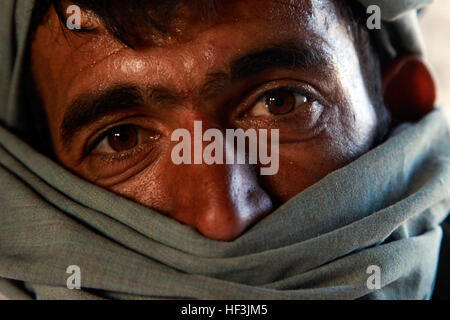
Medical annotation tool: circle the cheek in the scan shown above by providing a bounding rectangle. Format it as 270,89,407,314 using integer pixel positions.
259,93,379,203
110,167,171,213
259,132,357,202
326,36,379,149
97,147,176,214
308,0,379,146
334,55,379,149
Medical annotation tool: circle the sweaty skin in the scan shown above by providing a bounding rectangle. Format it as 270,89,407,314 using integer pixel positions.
31,0,379,241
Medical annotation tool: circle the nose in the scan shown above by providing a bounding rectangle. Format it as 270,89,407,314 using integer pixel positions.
169,161,273,241
165,118,274,241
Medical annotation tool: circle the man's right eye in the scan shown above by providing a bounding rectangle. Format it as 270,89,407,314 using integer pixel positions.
90,125,161,154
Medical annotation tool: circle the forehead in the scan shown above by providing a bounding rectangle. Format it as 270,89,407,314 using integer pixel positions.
31,0,352,113
36,0,346,54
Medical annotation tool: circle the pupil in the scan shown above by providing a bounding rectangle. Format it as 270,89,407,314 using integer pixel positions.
274,97,284,106
108,126,138,152
117,132,129,142
266,89,296,115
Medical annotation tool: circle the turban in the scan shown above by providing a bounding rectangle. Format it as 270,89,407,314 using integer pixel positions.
357,0,434,58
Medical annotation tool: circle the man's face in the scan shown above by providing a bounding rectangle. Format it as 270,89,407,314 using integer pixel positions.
31,0,379,240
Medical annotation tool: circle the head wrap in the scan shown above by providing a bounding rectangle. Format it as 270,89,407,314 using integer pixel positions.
0,0,449,300
357,0,433,58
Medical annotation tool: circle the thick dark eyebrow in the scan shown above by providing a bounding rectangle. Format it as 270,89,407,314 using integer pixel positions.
200,43,331,99
60,43,328,146
61,85,147,142
230,43,330,81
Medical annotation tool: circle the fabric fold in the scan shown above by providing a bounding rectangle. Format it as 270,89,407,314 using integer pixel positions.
1,108,449,299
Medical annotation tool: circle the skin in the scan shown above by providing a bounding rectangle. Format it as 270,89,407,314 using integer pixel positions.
31,0,381,241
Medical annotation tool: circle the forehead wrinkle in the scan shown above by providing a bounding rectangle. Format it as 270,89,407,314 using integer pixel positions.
44,5,117,56
64,45,128,94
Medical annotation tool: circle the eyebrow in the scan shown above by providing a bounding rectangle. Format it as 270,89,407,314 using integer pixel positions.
61,85,146,142
230,43,329,81
60,42,329,145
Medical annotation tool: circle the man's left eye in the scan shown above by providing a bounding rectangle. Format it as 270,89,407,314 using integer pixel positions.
91,125,160,154
249,88,308,117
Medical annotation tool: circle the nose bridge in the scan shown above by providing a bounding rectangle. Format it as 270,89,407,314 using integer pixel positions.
167,120,273,241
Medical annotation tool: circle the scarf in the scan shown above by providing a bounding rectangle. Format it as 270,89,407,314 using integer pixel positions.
0,0,449,300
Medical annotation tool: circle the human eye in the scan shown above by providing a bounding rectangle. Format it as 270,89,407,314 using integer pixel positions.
88,124,160,155
233,82,328,142
69,123,163,186
248,87,309,117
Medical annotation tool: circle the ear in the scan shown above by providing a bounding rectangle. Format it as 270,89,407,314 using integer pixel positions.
382,54,436,121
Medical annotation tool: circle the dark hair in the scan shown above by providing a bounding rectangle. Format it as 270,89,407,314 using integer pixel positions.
29,0,391,147
30,0,224,47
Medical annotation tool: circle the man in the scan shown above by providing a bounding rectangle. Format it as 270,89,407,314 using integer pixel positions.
0,0,448,299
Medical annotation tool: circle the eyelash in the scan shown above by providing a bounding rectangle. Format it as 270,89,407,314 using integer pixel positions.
260,87,310,106
85,129,158,171
94,143,148,164
237,84,316,119
85,129,111,156
85,125,136,157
